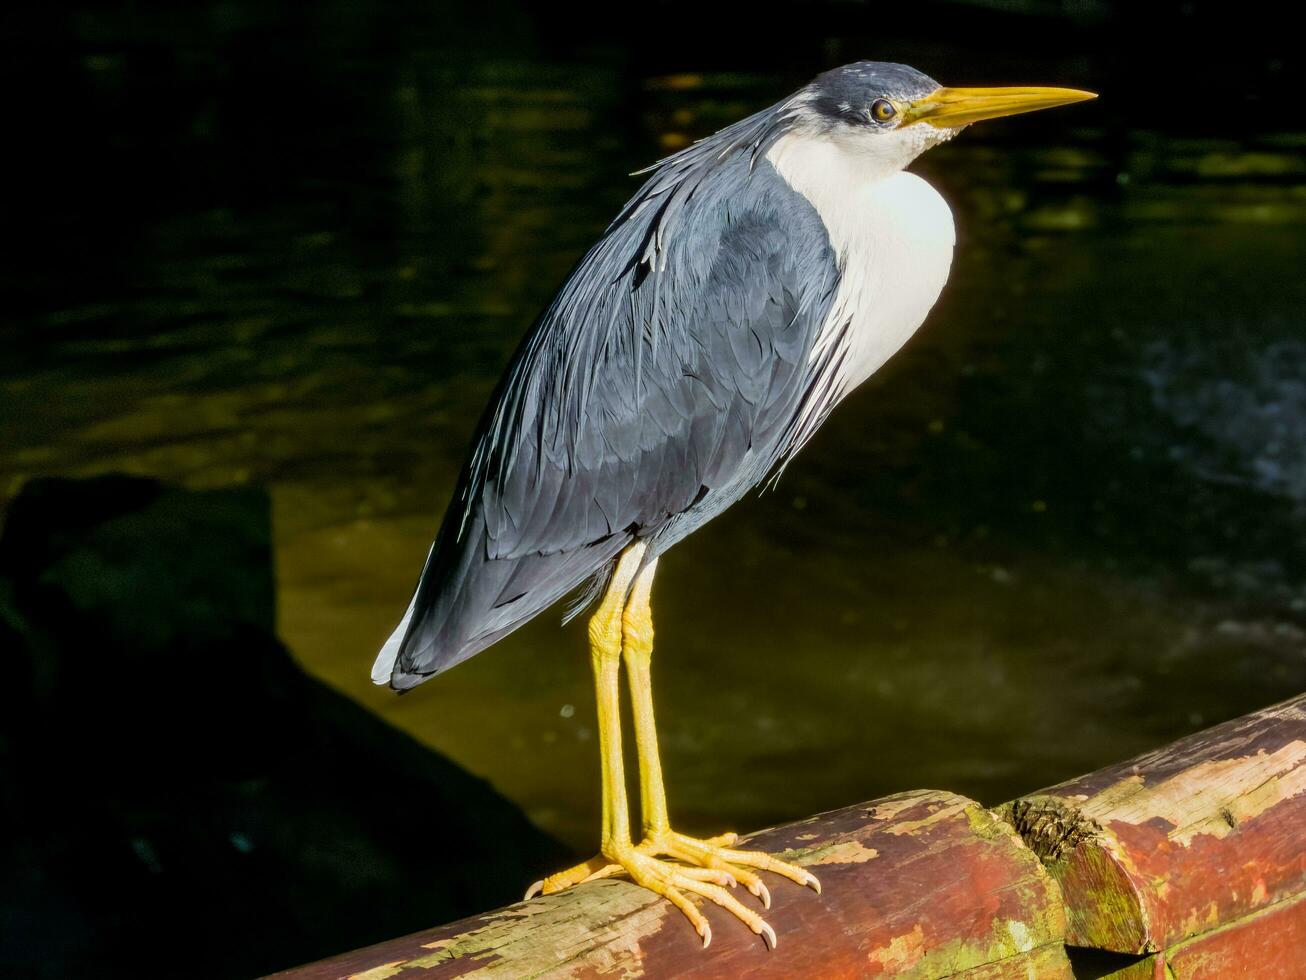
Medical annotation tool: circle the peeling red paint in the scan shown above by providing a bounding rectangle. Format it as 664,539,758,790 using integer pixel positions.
1012,692,1306,956
1104,892,1306,978
1164,892,1306,979
268,791,1069,979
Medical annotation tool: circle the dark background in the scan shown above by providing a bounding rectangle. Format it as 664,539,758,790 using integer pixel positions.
2,1,1304,976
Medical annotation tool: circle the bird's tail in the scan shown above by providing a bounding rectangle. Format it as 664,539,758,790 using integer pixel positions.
370,543,430,685
371,514,627,691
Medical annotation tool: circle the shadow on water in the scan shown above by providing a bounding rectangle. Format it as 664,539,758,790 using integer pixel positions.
2,0,1305,851
0,476,565,977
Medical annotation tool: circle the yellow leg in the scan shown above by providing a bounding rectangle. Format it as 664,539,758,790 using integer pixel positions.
623,559,669,836
623,559,820,923
524,546,642,899
525,543,816,949
593,547,637,852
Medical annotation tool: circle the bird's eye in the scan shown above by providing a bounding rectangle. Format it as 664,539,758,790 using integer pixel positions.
870,99,897,123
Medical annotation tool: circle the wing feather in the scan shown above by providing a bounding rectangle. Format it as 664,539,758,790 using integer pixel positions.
381,102,848,684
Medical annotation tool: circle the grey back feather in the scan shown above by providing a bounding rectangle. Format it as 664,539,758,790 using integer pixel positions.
388,97,847,687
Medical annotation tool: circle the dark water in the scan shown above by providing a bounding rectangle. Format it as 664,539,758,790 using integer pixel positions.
4,3,1305,849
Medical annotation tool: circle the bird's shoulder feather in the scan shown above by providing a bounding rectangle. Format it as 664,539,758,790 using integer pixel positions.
467,127,843,565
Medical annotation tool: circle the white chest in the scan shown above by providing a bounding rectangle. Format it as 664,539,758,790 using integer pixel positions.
766,135,956,399
816,170,955,391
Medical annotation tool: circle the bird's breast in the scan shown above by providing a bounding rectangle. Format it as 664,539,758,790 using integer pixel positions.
815,170,956,395
766,134,956,404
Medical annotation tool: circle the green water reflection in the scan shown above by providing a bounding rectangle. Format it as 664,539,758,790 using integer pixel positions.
4,51,1305,850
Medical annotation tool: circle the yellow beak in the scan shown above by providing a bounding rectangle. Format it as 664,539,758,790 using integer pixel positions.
903,85,1097,128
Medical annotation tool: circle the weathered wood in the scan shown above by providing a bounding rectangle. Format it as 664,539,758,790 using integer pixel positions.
1002,692,1306,955
268,790,1070,979
1096,892,1306,979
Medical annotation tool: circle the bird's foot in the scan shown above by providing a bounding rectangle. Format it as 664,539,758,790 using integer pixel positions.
644,830,822,910
524,831,819,948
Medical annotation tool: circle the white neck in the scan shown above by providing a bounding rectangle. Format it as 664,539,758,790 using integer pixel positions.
765,128,957,400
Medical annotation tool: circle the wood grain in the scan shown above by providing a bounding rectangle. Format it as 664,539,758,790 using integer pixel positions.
1096,891,1306,979
1003,692,1306,955
268,791,1070,979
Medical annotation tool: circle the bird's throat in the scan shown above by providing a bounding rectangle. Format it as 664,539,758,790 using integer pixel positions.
765,132,957,409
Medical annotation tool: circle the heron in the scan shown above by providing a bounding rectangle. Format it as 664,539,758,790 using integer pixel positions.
372,61,1094,949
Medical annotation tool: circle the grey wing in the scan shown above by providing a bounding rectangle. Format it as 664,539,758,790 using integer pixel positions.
381,155,842,687
481,162,842,562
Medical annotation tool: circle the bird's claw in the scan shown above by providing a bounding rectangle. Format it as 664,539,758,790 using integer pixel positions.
523,829,817,950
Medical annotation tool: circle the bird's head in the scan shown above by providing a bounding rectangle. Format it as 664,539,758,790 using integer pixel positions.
786,61,1096,177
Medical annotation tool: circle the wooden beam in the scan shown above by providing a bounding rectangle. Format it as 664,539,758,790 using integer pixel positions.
271,694,1306,977
1002,692,1306,955
269,790,1069,979
1095,892,1306,979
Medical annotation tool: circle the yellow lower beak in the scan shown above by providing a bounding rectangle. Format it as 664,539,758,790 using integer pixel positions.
904,86,1097,128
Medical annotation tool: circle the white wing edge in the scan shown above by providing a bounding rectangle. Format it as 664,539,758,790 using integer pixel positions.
370,545,433,685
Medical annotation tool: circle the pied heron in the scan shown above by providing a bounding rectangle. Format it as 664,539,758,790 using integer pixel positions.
372,61,1094,948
